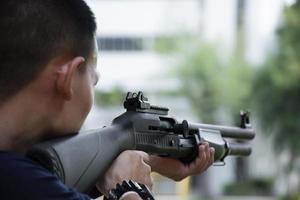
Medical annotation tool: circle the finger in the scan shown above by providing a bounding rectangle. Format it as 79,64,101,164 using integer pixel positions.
134,174,152,190
205,142,210,158
202,142,209,151
138,163,152,190
148,175,154,190
151,175,154,188
200,143,208,165
201,142,210,161
184,145,208,175
143,166,153,190
181,143,207,172
209,147,215,164
192,143,213,174
205,143,211,164
205,143,212,163
143,176,153,190
204,147,215,170
194,144,210,173
190,145,205,168
135,150,149,158
135,151,150,164
189,157,205,175
198,144,205,162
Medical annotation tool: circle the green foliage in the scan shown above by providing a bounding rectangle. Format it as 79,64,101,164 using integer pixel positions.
177,43,222,123
278,2,300,65
154,0,300,164
223,178,274,196
220,56,253,114
253,0,300,154
279,192,300,200
168,0,300,157
175,42,253,124
153,36,179,54
94,87,125,107
151,0,300,196
153,33,198,55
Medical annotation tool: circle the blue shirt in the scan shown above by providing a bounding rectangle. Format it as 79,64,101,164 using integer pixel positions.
0,151,91,200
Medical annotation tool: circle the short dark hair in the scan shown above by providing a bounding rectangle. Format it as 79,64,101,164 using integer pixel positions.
0,0,96,102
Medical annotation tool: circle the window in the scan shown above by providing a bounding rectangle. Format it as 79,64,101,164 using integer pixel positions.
97,37,146,51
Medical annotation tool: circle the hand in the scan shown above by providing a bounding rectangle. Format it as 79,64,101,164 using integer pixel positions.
120,192,143,200
96,150,153,196
149,142,214,181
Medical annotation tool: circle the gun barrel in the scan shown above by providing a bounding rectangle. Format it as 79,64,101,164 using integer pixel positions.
227,142,252,156
189,123,255,140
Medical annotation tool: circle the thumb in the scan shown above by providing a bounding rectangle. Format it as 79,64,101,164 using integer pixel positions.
135,151,150,165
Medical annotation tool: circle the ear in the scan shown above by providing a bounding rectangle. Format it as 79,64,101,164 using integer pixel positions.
55,57,85,100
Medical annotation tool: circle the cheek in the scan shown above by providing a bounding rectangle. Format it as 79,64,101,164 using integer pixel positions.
70,69,96,130
71,77,93,125
80,83,94,118
67,86,94,132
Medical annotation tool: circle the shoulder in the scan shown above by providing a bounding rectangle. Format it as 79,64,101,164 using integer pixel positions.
0,151,54,185
0,151,90,200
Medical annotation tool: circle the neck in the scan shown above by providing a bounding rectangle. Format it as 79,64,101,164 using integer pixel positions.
0,93,53,153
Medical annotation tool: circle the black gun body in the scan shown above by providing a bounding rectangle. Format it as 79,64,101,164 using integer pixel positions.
115,111,253,162
113,111,196,159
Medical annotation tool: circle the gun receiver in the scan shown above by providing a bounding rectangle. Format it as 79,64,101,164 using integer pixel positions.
119,91,254,163
26,91,255,193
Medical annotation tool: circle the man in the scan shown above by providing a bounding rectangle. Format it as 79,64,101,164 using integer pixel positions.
0,0,215,199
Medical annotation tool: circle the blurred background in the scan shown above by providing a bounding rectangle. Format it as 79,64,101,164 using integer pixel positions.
83,0,300,199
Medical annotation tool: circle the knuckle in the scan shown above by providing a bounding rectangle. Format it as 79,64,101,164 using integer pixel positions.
145,164,151,173
173,176,182,182
174,171,185,181
205,161,212,170
148,178,153,189
202,152,207,161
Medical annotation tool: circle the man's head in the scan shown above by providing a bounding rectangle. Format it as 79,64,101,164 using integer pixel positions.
0,0,97,102
0,0,99,140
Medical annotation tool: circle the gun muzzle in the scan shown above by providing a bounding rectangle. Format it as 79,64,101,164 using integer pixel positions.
227,142,252,156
